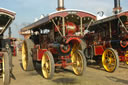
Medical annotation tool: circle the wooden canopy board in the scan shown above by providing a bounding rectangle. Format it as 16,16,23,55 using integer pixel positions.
88,11,128,32
20,10,96,33
0,8,16,35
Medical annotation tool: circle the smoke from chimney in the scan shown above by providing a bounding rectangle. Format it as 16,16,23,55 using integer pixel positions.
56,0,65,11
113,0,122,14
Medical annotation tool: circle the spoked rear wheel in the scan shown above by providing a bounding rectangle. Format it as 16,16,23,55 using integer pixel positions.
71,47,86,76
2,52,10,85
102,48,119,72
41,51,55,79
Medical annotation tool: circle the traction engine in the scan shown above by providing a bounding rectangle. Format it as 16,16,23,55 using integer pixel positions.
0,8,16,85
83,0,128,72
20,4,96,79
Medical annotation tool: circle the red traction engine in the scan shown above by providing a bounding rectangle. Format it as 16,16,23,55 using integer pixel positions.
0,8,16,85
83,11,128,72
20,10,96,79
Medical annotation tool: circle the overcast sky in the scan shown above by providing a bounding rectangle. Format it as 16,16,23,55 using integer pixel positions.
0,0,128,38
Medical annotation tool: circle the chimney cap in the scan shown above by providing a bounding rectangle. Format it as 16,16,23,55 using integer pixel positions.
113,0,122,14
56,0,65,11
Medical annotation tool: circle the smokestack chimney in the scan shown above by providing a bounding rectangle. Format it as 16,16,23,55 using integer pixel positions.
8,27,11,38
56,0,65,11
113,0,122,14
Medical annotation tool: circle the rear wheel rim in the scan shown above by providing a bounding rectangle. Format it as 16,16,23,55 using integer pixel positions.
41,54,51,79
102,49,117,72
22,42,27,70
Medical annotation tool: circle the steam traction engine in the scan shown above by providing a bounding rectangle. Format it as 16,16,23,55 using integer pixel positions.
83,0,128,72
0,8,16,85
20,9,96,79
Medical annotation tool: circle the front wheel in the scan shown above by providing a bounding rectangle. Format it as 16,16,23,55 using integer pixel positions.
2,52,10,85
102,48,119,72
71,50,86,75
41,51,55,79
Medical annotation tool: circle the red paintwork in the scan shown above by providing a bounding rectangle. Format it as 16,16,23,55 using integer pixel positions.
0,8,16,16
0,53,4,57
61,56,66,67
0,60,2,63
55,63,72,67
118,11,128,17
66,37,81,44
50,11,68,19
54,56,71,68
49,10,96,20
119,56,128,62
37,49,47,61
60,44,71,54
119,56,125,61
94,46,104,56
77,12,96,19
0,53,4,63
13,46,16,56
65,22,77,35
54,22,77,35
9,38,17,56
120,40,128,48
62,56,71,68
49,48,58,54
126,56,128,61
